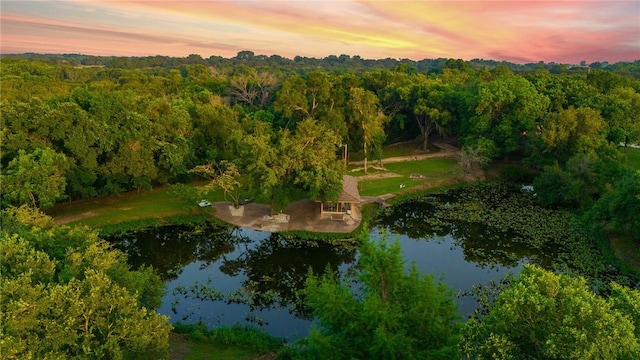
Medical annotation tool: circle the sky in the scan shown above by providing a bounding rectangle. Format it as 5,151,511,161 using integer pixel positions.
1,0,639,64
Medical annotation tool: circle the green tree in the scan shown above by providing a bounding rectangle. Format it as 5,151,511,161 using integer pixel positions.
600,86,640,148
191,98,242,162
190,160,243,208
237,118,344,214
1,207,171,359
400,77,453,151
588,170,640,242
148,98,193,183
347,87,387,172
465,75,550,158
537,106,607,165
272,70,350,139
302,238,461,359
460,265,640,359
2,148,69,209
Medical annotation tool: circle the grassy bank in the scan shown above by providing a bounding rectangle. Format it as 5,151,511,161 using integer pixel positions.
170,324,284,360
47,157,460,233
46,183,226,233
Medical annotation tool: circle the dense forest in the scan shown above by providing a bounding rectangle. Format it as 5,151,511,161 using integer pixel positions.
2,52,640,358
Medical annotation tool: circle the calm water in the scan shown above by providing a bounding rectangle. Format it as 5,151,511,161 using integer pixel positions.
109,202,528,341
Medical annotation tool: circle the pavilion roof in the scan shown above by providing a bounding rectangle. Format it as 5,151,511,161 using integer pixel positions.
340,175,361,203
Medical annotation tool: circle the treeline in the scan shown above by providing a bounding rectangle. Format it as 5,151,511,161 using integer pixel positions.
5,51,640,77
1,54,639,239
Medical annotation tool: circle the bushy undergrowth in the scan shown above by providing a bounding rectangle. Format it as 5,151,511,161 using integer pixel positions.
98,214,218,236
172,323,285,354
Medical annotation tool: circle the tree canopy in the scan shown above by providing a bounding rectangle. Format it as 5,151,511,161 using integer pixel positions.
301,238,461,359
1,207,171,359
461,264,640,359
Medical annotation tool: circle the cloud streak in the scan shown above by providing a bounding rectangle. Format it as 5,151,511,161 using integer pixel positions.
1,0,638,63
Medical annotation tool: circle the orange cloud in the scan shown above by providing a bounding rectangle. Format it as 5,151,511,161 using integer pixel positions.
1,0,638,63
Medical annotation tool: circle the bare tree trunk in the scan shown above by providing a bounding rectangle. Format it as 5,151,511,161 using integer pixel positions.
29,191,37,208
364,151,368,173
362,120,368,173
415,116,428,151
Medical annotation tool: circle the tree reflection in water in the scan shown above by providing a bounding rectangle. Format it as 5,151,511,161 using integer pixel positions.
108,225,357,326
107,183,617,339
108,223,246,281
221,233,357,318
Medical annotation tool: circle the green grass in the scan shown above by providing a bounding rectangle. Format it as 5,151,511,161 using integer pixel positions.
356,158,459,197
177,341,255,360
46,183,226,230
170,324,283,360
623,146,640,170
46,180,317,233
385,157,457,175
46,156,460,231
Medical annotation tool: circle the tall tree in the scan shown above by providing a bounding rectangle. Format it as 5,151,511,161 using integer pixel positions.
228,66,280,108
537,106,607,165
347,87,387,172
190,160,243,208
465,74,550,158
401,77,453,151
273,71,333,129
600,86,640,148
1,207,170,359
237,118,344,214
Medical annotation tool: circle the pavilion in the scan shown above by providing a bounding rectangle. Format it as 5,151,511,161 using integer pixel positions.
318,175,361,218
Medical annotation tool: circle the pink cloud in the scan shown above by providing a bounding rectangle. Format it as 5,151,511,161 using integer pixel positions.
1,0,637,63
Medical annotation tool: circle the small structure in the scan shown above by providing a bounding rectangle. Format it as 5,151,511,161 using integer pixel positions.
318,175,361,217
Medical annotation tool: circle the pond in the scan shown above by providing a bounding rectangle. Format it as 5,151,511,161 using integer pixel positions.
110,223,523,341
108,183,624,341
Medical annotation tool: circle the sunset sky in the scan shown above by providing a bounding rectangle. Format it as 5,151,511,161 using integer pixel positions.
2,1,638,64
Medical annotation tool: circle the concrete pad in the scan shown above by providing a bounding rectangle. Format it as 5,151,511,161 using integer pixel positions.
212,199,361,234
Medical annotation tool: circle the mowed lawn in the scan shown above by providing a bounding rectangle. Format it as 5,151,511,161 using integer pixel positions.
46,183,225,230
355,157,459,197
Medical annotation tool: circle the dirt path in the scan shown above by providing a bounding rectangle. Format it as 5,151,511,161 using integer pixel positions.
354,172,402,181
348,141,459,166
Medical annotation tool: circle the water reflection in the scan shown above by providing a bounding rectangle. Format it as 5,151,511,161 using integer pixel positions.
109,186,560,340
109,226,358,340
221,234,357,317
107,183,635,340
109,224,245,281
378,198,548,268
